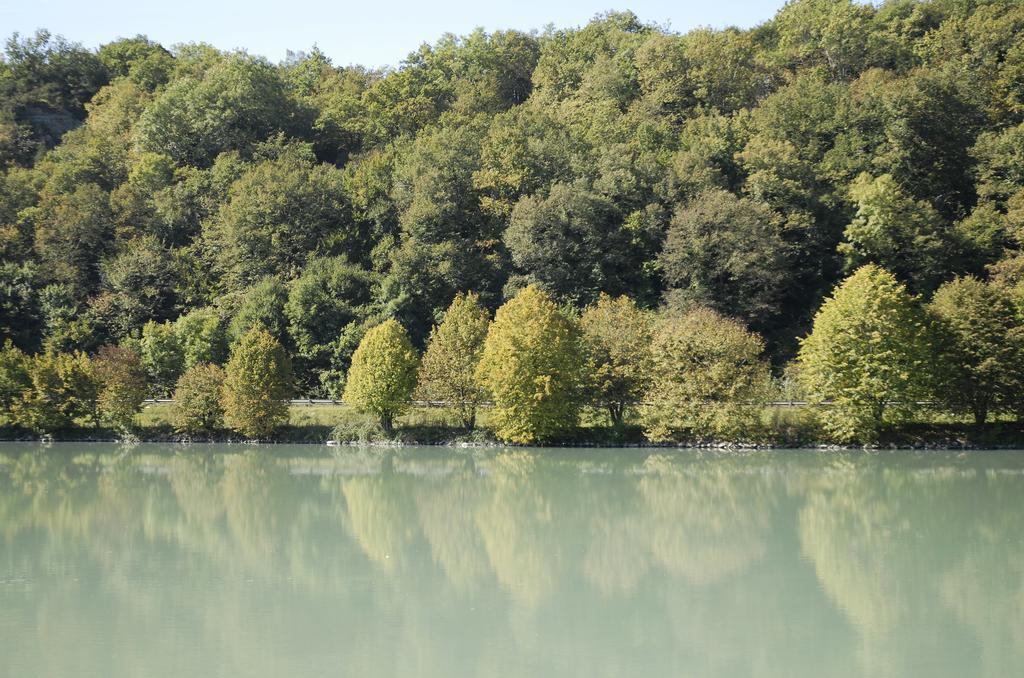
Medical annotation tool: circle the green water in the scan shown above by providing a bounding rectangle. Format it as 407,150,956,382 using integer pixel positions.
1,443,1023,677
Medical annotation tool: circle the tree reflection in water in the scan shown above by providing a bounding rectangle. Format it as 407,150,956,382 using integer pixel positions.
1,444,1023,678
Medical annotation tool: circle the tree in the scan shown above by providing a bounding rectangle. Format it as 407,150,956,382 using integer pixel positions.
139,320,183,396
928,277,1024,427
343,319,419,433
96,235,178,338
31,183,113,296
93,344,147,430
660,189,789,329
579,294,652,425
133,52,307,167
285,256,374,389
227,276,289,345
172,363,226,434
416,292,490,429
799,265,936,442
13,351,98,432
0,341,30,417
641,306,770,442
504,183,636,308
839,173,951,294
206,142,354,290
222,328,293,438
476,285,583,443
174,307,227,369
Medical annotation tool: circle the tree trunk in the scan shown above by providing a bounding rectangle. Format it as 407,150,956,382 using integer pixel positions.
608,403,624,427
973,405,987,430
381,412,393,435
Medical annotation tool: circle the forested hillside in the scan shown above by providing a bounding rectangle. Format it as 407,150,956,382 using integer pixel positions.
3,0,1024,397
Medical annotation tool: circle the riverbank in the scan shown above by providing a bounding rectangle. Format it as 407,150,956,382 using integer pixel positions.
3,402,1024,449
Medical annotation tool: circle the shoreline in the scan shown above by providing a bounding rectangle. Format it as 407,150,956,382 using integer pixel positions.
3,432,1024,452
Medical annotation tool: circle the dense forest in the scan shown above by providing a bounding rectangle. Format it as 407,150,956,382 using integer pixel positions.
2,0,1024,401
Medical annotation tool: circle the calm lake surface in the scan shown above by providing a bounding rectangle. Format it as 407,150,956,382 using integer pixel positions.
2,443,1023,677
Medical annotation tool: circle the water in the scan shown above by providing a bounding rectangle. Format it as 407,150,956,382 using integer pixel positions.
1,443,1023,678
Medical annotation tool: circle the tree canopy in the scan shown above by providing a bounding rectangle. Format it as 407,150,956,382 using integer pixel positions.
3,2,1024,398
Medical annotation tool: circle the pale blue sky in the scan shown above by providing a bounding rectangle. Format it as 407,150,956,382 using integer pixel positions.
1,0,789,68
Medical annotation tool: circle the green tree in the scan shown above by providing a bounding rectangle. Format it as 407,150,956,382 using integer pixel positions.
206,142,354,290
95,235,178,338
660,189,789,329
799,265,936,442
172,363,226,434
0,341,30,418
139,320,183,396
174,307,227,369
13,351,98,432
31,183,114,296
285,256,374,389
928,277,1024,427
579,294,652,425
504,182,637,308
839,173,951,293
93,344,147,430
222,328,293,438
343,319,419,433
641,306,770,442
476,285,583,443
133,52,307,167
227,276,289,345
416,292,490,429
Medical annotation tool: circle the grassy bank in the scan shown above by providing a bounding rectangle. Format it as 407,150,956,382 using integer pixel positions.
3,402,1024,449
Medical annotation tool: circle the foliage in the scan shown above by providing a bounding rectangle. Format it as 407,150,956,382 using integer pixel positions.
839,173,951,294
174,306,227,370
343,319,419,433
93,344,147,430
285,256,374,389
799,265,936,442
0,341,30,415
660,189,788,329
928,277,1024,425
227,276,289,345
476,285,583,443
12,350,98,432
171,363,226,434
641,306,771,442
579,294,652,425
3,6,1024,437
416,292,490,429
222,328,293,438
140,320,183,396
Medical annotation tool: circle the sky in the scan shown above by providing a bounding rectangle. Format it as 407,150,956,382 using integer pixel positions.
1,0,790,69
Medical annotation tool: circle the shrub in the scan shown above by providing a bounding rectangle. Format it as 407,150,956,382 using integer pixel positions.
343,319,419,433
172,363,226,434
94,344,148,430
416,292,490,429
640,306,771,442
476,285,583,443
222,328,293,438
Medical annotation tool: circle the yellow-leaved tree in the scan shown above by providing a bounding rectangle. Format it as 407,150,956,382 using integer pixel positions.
799,265,936,442
343,319,419,433
416,293,490,430
476,285,583,443
222,328,293,439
